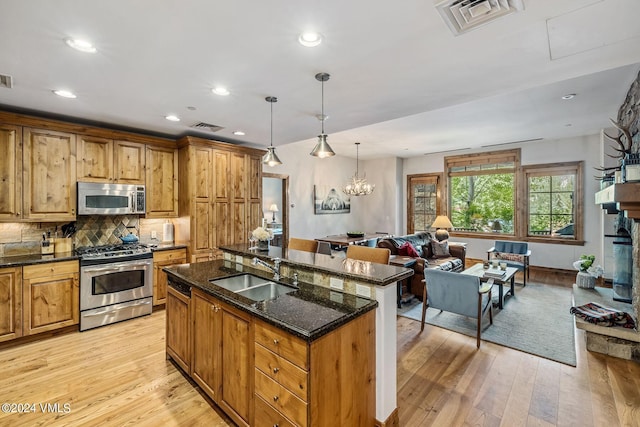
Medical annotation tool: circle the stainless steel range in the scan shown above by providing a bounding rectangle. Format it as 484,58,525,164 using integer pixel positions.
77,243,153,331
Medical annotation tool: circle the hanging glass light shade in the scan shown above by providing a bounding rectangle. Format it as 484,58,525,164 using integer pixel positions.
343,142,374,196
310,72,336,158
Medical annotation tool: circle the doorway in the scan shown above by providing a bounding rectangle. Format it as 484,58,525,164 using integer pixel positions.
262,173,289,247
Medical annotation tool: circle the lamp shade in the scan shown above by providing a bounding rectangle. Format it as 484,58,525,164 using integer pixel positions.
431,215,453,229
431,215,453,241
310,134,335,158
269,204,279,212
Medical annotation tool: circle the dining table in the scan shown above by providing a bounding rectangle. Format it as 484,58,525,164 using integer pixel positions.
315,232,391,248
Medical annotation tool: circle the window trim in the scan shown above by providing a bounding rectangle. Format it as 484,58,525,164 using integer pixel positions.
521,161,584,244
407,173,443,234
445,148,520,238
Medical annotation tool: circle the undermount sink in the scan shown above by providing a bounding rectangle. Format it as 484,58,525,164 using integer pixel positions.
235,282,296,301
210,274,296,301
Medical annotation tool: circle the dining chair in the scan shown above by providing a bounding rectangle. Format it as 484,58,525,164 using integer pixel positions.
346,245,391,265
288,237,319,253
316,241,332,255
421,268,493,348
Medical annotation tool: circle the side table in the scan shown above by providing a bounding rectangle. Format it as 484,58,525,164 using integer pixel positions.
390,255,417,308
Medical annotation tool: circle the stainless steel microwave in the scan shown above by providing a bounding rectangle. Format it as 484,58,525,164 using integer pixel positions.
77,182,145,215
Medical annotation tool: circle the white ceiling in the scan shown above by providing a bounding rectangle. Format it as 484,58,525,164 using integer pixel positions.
0,0,639,159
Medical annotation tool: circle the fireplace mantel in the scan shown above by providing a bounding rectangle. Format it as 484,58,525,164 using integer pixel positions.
595,183,640,219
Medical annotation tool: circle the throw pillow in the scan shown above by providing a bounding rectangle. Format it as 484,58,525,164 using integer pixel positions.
398,241,419,257
431,240,450,258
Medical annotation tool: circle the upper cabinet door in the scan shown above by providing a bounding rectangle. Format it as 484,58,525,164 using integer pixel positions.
145,145,178,217
114,140,145,184
23,128,76,221
77,135,114,182
0,124,22,220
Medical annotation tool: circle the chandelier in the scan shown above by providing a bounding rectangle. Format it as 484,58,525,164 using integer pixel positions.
343,142,374,196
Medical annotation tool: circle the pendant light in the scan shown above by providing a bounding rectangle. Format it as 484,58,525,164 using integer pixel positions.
343,142,374,196
310,72,336,158
262,96,282,167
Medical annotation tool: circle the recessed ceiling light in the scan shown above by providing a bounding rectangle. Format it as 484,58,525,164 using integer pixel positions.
298,32,323,47
212,87,230,96
53,89,77,99
561,93,576,100
64,37,97,53
165,115,180,122
233,131,245,136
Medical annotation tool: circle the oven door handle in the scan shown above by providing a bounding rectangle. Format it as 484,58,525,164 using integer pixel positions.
83,300,152,317
82,263,149,274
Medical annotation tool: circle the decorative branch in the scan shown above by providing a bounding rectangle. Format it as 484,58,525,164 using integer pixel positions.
603,110,636,157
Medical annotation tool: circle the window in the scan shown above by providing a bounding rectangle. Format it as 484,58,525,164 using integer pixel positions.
407,174,441,233
446,150,519,235
524,162,583,242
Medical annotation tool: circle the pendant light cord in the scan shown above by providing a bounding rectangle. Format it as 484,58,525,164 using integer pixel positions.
321,79,325,134
270,100,273,148
356,142,360,177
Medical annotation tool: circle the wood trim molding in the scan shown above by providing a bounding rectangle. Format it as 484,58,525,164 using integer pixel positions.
177,135,265,156
0,110,176,147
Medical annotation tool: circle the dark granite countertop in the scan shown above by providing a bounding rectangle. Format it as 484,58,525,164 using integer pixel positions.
0,252,79,268
220,243,413,287
148,242,188,252
164,259,378,342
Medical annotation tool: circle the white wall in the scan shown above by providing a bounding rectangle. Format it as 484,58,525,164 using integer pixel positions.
266,142,401,240
262,177,282,223
403,134,605,271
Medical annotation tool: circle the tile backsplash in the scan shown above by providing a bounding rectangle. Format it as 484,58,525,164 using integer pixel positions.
0,216,175,257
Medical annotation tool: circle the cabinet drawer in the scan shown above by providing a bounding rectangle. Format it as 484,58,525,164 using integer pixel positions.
153,249,186,263
254,395,296,427
23,260,78,279
255,320,308,370
255,369,307,427
255,343,308,401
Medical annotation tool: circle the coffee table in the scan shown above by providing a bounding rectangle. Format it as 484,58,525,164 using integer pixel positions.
463,263,518,309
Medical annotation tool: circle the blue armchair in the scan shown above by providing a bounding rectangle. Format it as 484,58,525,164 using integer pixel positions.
487,240,531,286
421,268,493,348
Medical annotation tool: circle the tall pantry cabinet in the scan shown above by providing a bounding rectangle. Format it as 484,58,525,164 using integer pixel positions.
177,136,263,262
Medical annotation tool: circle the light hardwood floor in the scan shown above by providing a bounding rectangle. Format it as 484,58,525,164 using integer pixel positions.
1,287,639,427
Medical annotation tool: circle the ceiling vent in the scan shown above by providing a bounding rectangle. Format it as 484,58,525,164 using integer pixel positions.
435,0,524,36
190,122,224,132
0,74,13,89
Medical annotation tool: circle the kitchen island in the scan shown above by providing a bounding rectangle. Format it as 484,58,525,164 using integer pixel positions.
219,243,414,426
164,258,380,426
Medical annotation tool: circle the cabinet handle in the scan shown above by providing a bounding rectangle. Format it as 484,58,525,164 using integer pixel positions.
273,424,279,427
273,395,279,402
273,367,279,374
273,339,279,345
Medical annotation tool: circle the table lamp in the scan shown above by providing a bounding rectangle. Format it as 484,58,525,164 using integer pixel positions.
431,215,453,241
269,204,279,223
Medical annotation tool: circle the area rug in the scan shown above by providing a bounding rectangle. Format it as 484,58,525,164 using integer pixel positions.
398,282,577,366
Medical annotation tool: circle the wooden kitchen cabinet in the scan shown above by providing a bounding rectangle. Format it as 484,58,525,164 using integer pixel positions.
77,135,114,182
0,267,22,343
178,143,215,262
254,311,375,426
166,286,191,373
0,124,22,221
152,248,187,306
191,288,252,427
114,140,145,184
177,137,263,262
22,260,79,335
145,145,178,217
23,128,77,221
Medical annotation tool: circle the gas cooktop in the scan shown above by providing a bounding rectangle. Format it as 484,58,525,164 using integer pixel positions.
76,243,152,261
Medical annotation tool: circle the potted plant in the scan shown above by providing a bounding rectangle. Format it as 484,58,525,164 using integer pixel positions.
572,255,604,289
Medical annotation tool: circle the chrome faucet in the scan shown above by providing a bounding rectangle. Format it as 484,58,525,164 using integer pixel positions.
251,257,281,281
